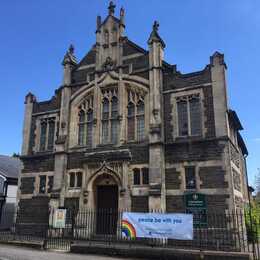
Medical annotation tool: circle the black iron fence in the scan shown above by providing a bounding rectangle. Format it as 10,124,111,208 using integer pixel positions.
0,208,259,259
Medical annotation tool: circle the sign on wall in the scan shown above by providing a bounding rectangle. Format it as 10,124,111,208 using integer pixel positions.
53,209,67,228
122,212,193,240
185,193,207,226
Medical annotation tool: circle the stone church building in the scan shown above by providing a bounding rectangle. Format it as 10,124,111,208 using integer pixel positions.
18,2,249,219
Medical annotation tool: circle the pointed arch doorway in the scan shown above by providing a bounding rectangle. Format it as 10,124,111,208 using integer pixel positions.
94,173,119,235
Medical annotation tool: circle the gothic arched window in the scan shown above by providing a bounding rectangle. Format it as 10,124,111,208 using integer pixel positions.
47,120,55,150
111,96,118,144
127,102,135,141
40,121,47,151
136,100,145,141
78,110,85,146
102,98,109,143
86,109,93,146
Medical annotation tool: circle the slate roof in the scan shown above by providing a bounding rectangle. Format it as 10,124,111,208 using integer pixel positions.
0,155,21,179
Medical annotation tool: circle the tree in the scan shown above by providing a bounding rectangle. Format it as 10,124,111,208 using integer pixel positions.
255,168,260,193
12,152,20,158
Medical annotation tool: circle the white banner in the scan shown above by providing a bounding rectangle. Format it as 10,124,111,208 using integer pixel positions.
122,212,193,240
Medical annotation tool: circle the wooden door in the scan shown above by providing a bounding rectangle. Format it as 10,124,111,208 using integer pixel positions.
96,185,118,235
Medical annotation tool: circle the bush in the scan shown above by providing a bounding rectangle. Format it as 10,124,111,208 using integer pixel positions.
245,204,260,242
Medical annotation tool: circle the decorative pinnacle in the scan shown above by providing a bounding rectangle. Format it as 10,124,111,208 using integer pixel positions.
69,44,74,54
62,44,77,66
120,7,125,17
153,21,159,32
108,1,116,15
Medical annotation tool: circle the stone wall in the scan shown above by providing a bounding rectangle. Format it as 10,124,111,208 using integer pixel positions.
165,139,224,163
206,194,229,213
17,197,49,236
165,168,181,189
166,196,185,212
20,177,35,194
21,154,54,173
131,196,149,212
164,93,174,143
203,86,216,138
199,166,228,189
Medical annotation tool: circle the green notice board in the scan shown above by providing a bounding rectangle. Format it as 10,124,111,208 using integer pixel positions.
185,193,207,227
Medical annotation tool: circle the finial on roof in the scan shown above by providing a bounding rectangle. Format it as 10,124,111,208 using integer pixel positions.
120,7,125,17
148,20,165,48
120,7,125,25
62,44,77,66
153,21,159,32
108,1,116,15
69,44,74,54
97,15,101,31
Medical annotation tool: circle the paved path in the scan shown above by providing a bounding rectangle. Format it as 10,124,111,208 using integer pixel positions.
0,244,139,260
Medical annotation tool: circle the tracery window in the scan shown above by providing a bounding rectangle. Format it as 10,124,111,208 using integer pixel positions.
102,98,109,143
111,97,119,144
101,89,119,144
39,118,56,151
40,121,47,151
127,90,145,142
136,101,145,141
78,111,85,145
127,102,135,141
176,94,202,137
77,95,94,147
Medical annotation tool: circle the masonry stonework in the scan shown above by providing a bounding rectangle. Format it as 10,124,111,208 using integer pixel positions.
18,2,249,222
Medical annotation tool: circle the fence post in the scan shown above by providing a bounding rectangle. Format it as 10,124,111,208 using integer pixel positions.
71,208,75,240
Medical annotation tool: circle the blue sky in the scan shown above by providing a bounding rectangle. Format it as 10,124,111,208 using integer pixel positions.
0,0,259,186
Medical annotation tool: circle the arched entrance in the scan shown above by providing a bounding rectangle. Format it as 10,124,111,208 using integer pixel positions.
93,173,119,235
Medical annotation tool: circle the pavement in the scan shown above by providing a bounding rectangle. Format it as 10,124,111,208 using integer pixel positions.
0,244,140,260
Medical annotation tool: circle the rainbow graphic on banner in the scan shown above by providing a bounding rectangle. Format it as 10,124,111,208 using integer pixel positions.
121,219,136,239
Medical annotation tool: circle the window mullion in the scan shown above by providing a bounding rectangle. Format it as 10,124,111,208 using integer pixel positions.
187,100,191,136
134,105,137,140
45,121,49,150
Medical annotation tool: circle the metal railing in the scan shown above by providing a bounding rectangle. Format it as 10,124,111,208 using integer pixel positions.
0,208,259,259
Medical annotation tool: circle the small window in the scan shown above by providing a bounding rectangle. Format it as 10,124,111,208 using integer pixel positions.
47,176,54,193
142,168,149,185
76,172,82,188
39,175,47,194
133,168,140,185
133,168,149,185
69,172,82,189
69,172,75,188
185,167,196,189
